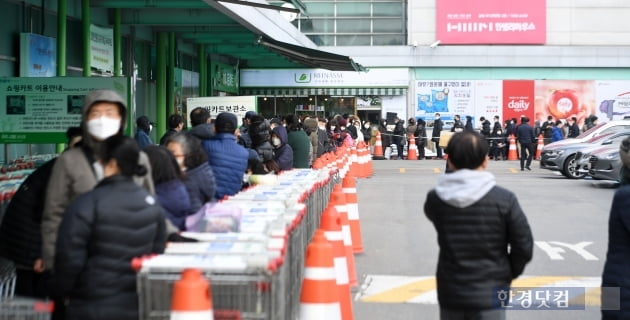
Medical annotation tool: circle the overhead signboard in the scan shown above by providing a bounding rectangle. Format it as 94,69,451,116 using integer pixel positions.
186,96,257,127
436,0,546,44
240,68,409,88
0,77,129,143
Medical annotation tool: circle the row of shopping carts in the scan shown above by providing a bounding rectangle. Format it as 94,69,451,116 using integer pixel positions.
135,168,337,320
0,258,54,320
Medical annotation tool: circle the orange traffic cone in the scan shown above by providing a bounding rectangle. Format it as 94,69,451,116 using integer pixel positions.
170,269,214,320
320,207,354,320
372,131,385,160
299,230,342,320
535,134,544,160
406,134,418,160
342,173,363,254
361,141,374,177
507,134,518,160
350,146,361,179
331,185,358,288
359,141,372,178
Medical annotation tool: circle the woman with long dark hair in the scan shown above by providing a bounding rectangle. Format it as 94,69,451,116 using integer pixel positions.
165,133,216,212
144,145,191,230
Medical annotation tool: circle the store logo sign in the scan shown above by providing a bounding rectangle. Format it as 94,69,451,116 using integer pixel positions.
294,73,311,83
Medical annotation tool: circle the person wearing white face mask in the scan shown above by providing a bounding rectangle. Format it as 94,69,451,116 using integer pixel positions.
40,89,164,319
134,115,154,149
271,125,293,171
316,116,333,157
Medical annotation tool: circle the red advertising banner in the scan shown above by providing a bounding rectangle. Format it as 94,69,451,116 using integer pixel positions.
534,80,596,127
436,0,546,44
503,80,535,123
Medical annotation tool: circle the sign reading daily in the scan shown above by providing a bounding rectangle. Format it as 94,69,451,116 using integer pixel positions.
0,77,128,143
240,68,409,88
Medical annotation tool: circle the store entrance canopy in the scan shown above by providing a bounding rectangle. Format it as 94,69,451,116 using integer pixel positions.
256,36,365,72
92,0,363,71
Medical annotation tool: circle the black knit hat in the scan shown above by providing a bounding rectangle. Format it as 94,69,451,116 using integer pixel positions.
214,112,238,133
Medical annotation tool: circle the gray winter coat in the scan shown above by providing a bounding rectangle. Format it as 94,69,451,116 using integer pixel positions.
41,89,157,270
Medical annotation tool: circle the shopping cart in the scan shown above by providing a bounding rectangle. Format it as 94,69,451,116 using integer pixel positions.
136,254,288,320
0,258,54,320
0,298,54,320
0,257,16,299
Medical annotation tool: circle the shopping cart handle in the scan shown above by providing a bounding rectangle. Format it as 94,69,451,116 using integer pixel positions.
131,254,157,272
34,301,55,312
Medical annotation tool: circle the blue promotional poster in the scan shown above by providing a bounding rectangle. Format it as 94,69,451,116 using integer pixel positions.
20,33,57,77
415,80,476,128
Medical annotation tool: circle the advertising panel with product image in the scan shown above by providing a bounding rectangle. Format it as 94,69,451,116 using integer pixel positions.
414,80,475,129
0,77,129,143
534,80,596,127
594,81,630,121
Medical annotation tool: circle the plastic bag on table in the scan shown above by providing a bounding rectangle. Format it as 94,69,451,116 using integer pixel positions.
185,202,242,233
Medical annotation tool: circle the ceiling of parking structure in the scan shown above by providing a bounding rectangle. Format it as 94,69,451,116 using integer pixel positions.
91,0,362,71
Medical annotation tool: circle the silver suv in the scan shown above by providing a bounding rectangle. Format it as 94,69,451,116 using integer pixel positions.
539,118,630,178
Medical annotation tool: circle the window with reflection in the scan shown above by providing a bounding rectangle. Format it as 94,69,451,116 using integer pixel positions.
296,0,407,46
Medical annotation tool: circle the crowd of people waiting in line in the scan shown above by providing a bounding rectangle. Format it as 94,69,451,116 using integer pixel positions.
377,112,599,163
0,89,381,320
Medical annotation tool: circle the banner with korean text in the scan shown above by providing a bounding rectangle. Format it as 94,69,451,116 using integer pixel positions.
593,81,630,121
414,80,476,128
186,96,257,127
436,0,546,44
90,24,114,72
0,77,129,143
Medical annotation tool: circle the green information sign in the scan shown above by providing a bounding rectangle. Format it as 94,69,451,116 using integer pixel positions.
0,77,129,143
210,61,239,94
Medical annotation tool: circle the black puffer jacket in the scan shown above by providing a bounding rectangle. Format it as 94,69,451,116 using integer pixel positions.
54,175,167,320
602,186,630,319
424,174,533,310
0,159,55,269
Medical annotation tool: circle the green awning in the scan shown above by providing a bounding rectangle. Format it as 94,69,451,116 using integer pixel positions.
256,36,365,72
241,87,407,96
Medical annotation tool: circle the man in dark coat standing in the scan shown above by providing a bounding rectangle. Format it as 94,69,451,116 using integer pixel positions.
159,114,184,146
567,116,581,138
432,113,444,159
393,117,405,160
425,131,533,320
602,137,630,319
516,116,536,171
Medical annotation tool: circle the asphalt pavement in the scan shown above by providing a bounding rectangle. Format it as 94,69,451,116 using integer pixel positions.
352,158,616,320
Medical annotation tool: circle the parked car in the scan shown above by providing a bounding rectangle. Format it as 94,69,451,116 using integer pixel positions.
542,118,630,149
540,131,630,179
575,144,622,182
